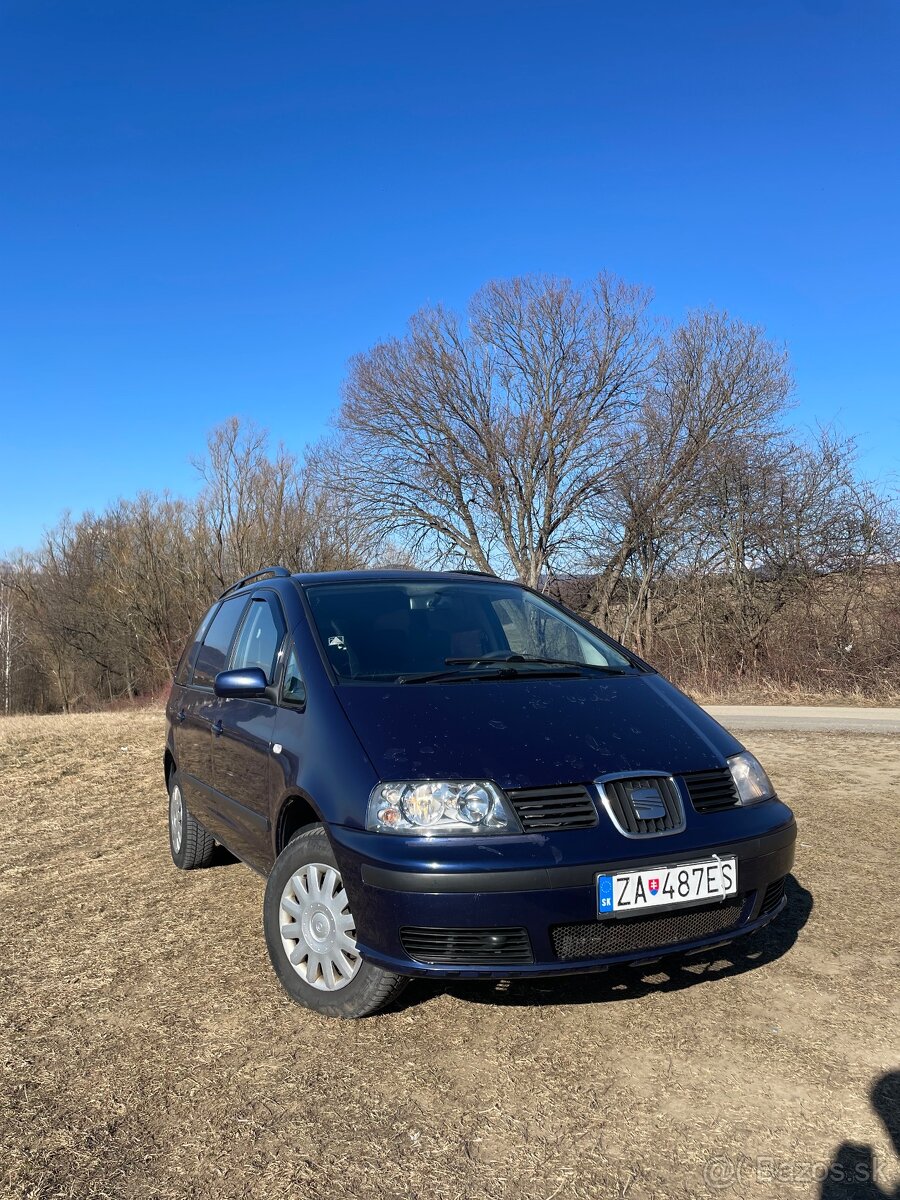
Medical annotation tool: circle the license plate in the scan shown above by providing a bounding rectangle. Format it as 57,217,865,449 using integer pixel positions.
597,857,737,916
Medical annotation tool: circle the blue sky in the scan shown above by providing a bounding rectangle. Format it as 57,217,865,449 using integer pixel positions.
1,0,898,554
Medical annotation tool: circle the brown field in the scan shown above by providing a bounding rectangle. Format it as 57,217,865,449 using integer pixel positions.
690,685,900,708
1,710,898,1200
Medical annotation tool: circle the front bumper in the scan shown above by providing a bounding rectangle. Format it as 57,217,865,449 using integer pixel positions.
330,805,797,979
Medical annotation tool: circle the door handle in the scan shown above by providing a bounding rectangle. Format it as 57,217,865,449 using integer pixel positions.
175,709,186,724
212,719,224,737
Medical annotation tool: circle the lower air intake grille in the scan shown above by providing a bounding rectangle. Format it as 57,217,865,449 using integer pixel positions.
505,784,598,831
682,768,740,812
759,876,786,915
400,927,534,965
551,899,745,961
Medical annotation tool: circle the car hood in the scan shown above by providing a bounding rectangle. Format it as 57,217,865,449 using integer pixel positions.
335,673,743,788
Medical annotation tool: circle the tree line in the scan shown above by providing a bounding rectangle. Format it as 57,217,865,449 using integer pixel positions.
2,272,898,713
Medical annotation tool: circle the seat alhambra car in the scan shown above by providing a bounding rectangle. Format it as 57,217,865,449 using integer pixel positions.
165,567,796,1018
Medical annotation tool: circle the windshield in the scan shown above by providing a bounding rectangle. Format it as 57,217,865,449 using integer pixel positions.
305,579,636,682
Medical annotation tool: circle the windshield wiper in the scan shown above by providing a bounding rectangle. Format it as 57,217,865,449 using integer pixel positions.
397,663,585,685
445,653,629,675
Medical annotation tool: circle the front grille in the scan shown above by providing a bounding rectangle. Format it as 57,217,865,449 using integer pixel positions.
400,927,534,965
759,876,786,915
682,768,740,813
551,898,745,961
600,775,684,835
505,784,598,831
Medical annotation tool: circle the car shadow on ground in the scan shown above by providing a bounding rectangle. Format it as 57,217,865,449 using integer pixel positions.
391,873,813,1013
209,843,241,868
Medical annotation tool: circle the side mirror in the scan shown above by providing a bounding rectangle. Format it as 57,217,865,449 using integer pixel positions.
214,667,268,698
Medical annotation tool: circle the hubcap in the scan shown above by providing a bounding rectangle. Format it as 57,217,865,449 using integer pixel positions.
169,785,184,853
279,862,361,991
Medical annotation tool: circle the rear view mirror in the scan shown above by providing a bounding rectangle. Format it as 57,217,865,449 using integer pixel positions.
214,667,268,698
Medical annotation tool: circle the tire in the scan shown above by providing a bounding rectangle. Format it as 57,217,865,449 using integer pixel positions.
263,824,408,1018
168,770,215,870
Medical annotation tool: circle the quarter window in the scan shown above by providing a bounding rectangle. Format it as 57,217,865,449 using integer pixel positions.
282,646,307,707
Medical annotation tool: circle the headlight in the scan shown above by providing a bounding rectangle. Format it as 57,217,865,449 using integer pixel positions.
367,780,518,835
728,751,775,805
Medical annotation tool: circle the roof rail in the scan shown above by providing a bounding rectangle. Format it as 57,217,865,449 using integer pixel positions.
450,568,496,578
219,566,291,599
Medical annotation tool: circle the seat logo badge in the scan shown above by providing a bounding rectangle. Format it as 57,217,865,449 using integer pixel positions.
629,786,667,821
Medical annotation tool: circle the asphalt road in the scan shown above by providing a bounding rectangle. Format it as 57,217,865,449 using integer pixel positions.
705,704,900,734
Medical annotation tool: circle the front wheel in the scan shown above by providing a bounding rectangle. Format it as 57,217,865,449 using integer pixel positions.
263,824,407,1018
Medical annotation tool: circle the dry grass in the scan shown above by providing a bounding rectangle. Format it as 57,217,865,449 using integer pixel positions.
1,711,898,1200
685,681,900,708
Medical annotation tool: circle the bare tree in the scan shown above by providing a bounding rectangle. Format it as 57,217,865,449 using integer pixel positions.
3,289,898,713
0,571,19,715
336,273,653,586
4,419,373,713
697,428,895,678
194,419,371,586
587,310,793,652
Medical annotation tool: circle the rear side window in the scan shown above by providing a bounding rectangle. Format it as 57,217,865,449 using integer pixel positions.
230,596,286,683
191,596,248,688
175,604,217,685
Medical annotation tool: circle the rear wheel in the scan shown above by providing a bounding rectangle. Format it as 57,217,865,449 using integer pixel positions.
263,824,407,1018
168,771,215,870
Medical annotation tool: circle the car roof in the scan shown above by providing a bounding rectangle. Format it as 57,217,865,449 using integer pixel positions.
289,568,503,587
216,567,516,602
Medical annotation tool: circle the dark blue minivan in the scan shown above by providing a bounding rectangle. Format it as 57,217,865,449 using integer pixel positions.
165,567,796,1017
